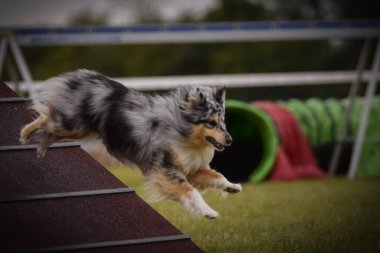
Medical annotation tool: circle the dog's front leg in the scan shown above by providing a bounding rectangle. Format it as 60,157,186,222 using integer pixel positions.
147,169,219,219
188,167,242,194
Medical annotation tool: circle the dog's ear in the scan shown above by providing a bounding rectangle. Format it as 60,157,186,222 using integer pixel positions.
187,86,206,106
178,86,205,111
179,86,205,108
214,86,226,105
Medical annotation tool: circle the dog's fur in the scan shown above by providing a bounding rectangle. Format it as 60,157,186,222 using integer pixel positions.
20,69,242,219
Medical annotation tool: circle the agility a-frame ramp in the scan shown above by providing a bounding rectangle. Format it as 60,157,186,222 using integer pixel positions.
0,81,203,252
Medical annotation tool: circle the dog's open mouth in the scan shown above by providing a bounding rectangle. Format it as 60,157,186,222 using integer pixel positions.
206,136,224,151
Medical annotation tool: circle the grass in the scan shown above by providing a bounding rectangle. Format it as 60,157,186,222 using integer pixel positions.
109,166,380,253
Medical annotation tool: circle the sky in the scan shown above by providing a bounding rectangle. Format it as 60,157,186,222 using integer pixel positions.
0,0,217,27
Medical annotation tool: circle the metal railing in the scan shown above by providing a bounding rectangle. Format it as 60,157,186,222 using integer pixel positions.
1,20,380,179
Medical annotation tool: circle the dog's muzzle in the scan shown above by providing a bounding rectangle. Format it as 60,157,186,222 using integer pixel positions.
224,133,233,146
206,132,232,151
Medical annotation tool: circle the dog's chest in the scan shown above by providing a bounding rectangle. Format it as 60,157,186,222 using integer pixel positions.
175,146,214,175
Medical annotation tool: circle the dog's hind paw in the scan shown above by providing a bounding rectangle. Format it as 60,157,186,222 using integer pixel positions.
20,135,30,145
225,183,242,194
36,145,47,158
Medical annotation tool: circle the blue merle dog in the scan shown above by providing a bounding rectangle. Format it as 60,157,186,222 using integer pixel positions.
20,69,242,219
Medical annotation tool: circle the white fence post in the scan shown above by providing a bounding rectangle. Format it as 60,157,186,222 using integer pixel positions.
7,34,33,89
348,36,380,179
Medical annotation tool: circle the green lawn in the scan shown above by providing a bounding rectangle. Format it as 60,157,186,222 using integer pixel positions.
109,166,380,253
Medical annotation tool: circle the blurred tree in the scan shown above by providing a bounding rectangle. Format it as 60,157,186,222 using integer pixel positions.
68,9,108,26
17,0,379,99
203,0,273,21
131,1,163,23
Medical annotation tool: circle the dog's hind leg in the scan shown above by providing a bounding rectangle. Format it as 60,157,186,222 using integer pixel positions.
36,132,59,158
20,114,49,144
146,169,219,219
188,168,242,194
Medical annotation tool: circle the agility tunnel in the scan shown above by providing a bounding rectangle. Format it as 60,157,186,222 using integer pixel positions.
212,100,278,183
212,97,380,182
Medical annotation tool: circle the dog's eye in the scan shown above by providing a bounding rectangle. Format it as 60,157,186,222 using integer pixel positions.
206,120,217,129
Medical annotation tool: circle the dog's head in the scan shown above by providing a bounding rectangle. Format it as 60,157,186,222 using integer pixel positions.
179,86,232,151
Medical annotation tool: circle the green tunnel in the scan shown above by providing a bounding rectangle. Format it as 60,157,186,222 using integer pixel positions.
215,97,380,182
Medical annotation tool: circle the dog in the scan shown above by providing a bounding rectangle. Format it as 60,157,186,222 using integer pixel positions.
20,69,242,219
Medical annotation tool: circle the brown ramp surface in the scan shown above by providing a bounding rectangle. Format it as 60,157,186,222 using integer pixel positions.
0,81,203,253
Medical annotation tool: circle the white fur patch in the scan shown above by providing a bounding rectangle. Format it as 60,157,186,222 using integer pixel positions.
174,144,215,175
180,189,219,219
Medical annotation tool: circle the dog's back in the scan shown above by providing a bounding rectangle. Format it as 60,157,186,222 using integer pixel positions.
32,69,133,134
23,69,187,171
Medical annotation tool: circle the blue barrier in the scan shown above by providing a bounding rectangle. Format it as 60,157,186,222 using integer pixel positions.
4,20,379,36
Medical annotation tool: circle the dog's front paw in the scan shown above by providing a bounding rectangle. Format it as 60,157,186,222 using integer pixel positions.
203,208,219,219
225,183,242,194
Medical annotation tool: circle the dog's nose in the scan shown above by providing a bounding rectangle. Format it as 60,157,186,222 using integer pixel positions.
225,134,233,146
